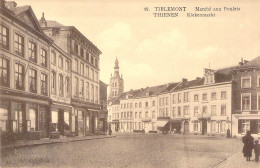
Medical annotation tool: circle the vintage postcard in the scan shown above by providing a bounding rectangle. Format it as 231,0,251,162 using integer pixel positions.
1,0,260,167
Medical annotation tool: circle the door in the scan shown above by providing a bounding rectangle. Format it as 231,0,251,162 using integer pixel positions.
202,120,207,135
184,121,189,135
144,123,149,133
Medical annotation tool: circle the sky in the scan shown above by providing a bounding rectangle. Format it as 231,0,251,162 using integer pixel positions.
14,0,260,91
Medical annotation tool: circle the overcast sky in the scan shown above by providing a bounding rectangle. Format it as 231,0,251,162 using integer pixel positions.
15,0,260,91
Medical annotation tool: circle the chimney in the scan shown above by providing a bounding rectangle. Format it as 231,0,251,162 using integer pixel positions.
5,1,17,10
182,78,188,82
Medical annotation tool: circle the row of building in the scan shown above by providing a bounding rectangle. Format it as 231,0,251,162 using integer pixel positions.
107,57,260,137
0,0,108,141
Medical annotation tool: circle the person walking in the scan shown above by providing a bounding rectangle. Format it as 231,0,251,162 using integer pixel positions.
109,129,112,136
242,131,254,161
254,140,260,162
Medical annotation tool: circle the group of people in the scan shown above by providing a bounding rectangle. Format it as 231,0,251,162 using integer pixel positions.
242,131,260,162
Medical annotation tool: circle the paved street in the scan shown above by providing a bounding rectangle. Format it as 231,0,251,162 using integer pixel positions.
1,134,245,168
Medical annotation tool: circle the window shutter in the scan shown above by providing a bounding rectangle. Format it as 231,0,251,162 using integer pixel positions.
238,119,242,134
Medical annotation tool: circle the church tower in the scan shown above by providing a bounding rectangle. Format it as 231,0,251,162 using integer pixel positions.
109,58,124,100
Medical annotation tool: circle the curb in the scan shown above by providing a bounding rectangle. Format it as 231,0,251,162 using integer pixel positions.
212,151,240,168
1,135,116,150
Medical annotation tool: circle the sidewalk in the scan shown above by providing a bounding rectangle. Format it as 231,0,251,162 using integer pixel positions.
214,151,260,168
1,135,116,150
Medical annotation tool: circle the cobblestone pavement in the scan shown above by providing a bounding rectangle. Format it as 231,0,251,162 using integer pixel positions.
1,134,244,168
214,151,260,168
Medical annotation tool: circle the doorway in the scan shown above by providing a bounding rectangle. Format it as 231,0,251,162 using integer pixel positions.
184,121,189,135
202,119,207,135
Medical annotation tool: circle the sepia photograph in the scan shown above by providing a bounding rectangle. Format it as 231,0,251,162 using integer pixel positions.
0,0,260,167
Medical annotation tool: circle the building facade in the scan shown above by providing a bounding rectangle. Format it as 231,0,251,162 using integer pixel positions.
232,57,260,137
0,0,103,142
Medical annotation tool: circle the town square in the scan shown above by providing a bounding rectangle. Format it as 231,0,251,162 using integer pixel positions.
1,0,260,167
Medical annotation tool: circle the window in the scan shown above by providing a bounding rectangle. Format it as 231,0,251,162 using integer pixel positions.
258,76,260,87
211,92,216,100
202,93,207,101
211,105,216,115
51,51,56,65
80,48,84,57
79,80,84,97
65,77,70,97
145,111,148,118
65,59,70,72
74,43,78,54
51,111,58,132
29,69,37,93
194,94,199,102
86,52,90,61
85,66,89,77
41,73,47,95
152,101,155,106
14,33,24,56
221,91,227,99
95,71,98,82
184,92,188,102
86,82,89,100
74,59,78,73
139,122,142,130
241,76,251,88
58,56,63,69
29,106,37,131
0,57,9,87
178,107,181,117
194,106,198,116
166,97,169,105
0,25,9,49
202,106,207,114
14,103,23,132
211,121,216,133
184,106,189,115
242,119,250,134
59,74,63,97
135,103,137,108
258,94,260,110
95,86,98,103
75,77,79,96
139,112,142,119
152,122,155,130
145,102,148,107
91,56,94,64
130,112,133,119
15,63,24,90
51,71,56,94
80,63,84,75
178,93,181,103
91,84,94,102
28,41,37,62
40,48,47,67
152,111,155,119
139,102,142,108
127,112,129,119
242,94,250,111
172,94,176,103
172,107,176,117
221,104,226,115
90,68,94,80
0,101,9,132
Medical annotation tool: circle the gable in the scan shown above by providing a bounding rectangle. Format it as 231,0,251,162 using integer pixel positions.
17,11,41,32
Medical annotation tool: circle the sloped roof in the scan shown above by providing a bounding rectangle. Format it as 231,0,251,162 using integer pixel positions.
13,5,29,16
109,89,142,105
172,78,204,92
241,56,260,68
45,20,64,27
135,84,169,97
161,82,180,93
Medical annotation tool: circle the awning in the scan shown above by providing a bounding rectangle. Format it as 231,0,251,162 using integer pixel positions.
156,120,168,127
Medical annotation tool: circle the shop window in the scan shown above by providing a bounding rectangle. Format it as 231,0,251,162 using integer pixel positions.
51,111,58,132
0,57,9,87
29,107,37,131
29,69,37,93
28,41,37,63
241,76,251,88
242,119,250,134
193,121,198,132
0,25,9,50
14,103,23,132
40,48,47,67
15,63,24,90
242,93,250,111
14,33,24,57
0,102,8,132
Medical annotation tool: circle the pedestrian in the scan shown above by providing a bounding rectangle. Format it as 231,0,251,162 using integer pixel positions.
242,131,254,161
109,129,112,136
254,140,260,162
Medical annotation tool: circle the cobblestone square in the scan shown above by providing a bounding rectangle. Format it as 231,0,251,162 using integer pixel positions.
1,134,245,168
